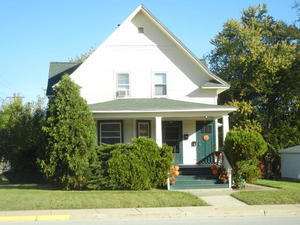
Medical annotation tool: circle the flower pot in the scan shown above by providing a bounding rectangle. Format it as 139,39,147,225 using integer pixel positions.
220,177,228,184
211,169,219,175
173,165,180,171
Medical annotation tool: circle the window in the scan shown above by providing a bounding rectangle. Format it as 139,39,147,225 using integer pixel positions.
116,73,129,97
154,73,167,96
138,27,144,33
99,121,122,144
137,120,151,138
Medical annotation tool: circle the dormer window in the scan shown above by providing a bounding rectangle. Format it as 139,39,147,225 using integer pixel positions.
116,73,130,98
154,73,167,96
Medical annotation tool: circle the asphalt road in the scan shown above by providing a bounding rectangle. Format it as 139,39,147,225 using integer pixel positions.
6,216,300,225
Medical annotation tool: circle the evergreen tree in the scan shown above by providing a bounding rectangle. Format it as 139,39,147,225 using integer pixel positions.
0,97,45,183
40,75,97,190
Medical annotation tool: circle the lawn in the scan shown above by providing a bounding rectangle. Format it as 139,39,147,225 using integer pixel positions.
232,179,300,205
0,181,207,211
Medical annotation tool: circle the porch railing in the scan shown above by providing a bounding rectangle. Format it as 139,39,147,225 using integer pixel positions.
220,151,233,188
167,151,233,190
197,152,215,165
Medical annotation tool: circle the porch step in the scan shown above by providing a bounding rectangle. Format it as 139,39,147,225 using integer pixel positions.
179,165,212,176
170,183,229,190
170,165,229,190
175,175,218,181
173,179,218,185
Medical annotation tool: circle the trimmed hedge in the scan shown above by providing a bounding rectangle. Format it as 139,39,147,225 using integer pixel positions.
87,137,173,190
224,130,267,183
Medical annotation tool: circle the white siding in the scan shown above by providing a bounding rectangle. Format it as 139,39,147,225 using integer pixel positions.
123,119,134,143
70,11,217,105
281,154,300,179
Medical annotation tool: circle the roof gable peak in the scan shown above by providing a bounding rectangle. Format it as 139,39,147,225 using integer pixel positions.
120,5,229,88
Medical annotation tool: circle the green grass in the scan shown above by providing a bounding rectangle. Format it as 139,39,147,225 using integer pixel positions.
232,179,300,205
0,181,207,211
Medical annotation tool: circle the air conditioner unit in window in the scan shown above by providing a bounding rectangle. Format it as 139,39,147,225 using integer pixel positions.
116,90,129,98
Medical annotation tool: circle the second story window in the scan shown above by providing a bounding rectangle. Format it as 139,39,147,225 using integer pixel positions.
116,73,129,98
154,73,167,96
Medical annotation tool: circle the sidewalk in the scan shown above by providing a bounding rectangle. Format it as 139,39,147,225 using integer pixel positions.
180,183,276,207
0,204,300,222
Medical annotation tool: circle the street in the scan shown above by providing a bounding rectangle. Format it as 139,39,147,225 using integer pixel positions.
6,216,300,225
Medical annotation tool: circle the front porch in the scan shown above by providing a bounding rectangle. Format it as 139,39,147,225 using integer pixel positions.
90,98,235,166
95,117,230,166
90,98,235,190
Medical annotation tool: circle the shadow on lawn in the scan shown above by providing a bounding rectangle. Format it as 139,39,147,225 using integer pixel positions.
0,180,58,190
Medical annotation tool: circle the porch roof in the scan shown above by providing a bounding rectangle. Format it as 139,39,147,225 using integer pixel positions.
89,98,236,113
201,80,228,88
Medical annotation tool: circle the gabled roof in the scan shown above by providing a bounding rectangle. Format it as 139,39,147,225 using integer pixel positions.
89,98,236,113
47,5,230,97
201,80,228,88
46,62,81,96
124,5,230,89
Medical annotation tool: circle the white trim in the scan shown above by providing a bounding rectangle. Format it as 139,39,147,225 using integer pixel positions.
201,87,229,90
214,119,219,152
93,112,231,119
153,72,168,97
99,121,122,144
92,108,236,113
115,72,130,98
222,115,229,143
155,116,162,147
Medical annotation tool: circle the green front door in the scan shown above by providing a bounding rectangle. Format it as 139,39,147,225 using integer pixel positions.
162,121,183,165
196,121,215,163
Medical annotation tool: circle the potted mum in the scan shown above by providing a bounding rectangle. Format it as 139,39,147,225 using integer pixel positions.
210,164,219,175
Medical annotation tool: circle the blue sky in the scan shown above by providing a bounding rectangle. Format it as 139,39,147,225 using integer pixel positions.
0,0,298,103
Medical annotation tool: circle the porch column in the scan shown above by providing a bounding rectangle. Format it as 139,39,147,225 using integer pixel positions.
222,115,229,143
214,119,219,151
155,116,162,147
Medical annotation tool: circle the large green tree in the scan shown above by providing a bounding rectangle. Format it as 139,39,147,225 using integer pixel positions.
0,97,45,182
40,75,97,190
209,4,300,152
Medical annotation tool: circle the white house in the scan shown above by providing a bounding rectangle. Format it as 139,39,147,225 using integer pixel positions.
46,5,235,188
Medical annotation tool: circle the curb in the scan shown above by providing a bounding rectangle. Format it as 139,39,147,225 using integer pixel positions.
0,205,300,222
0,214,70,222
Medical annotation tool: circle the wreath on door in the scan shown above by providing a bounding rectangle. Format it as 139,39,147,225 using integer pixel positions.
203,135,210,141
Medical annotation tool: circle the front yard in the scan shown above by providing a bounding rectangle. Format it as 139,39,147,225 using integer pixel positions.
0,181,207,211
232,179,300,205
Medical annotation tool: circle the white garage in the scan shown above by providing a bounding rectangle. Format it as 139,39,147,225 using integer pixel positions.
279,145,300,180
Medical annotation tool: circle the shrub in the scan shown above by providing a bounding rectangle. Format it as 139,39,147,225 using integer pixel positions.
87,137,173,190
156,144,174,187
233,170,246,189
236,159,262,183
131,137,173,187
107,144,151,190
224,130,267,183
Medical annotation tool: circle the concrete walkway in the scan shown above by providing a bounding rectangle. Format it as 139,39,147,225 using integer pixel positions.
181,188,245,207
180,183,277,207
